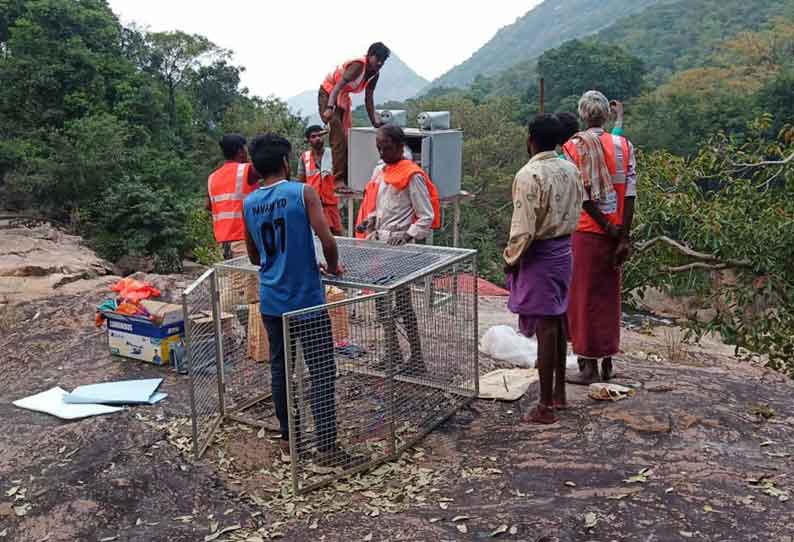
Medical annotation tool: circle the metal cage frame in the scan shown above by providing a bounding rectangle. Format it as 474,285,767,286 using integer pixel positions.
184,238,479,493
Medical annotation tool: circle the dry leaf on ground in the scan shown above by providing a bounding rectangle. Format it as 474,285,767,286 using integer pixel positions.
490,524,508,537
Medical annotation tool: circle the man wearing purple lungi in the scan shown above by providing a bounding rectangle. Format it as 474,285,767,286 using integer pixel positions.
504,113,584,425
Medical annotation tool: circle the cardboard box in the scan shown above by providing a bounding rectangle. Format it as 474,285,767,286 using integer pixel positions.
188,310,235,337
247,303,270,362
104,301,185,366
140,299,184,326
326,286,350,342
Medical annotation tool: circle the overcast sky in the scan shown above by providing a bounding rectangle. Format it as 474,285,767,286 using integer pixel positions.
108,1,540,100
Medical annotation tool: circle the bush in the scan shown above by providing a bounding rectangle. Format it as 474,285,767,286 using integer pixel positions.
185,206,222,266
87,180,189,272
628,116,794,373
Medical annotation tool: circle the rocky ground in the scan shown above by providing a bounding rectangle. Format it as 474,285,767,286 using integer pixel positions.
1,225,792,542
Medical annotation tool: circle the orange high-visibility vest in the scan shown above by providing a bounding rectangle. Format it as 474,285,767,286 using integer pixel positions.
322,56,376,132
355,172,381,239
563,132,631,235
208,161,255,242
301,150,338,206
355,160,441,238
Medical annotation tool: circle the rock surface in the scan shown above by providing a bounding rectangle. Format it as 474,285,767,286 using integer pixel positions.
0,223,115,303
1,288,792,541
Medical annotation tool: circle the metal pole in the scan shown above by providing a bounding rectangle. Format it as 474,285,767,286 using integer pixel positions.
539,78,545,113
210,270,226,417
283,315,300,494
453,198,461,248
385,293,397,457
472,254,480,398
183,291,200,459
347,198,355,237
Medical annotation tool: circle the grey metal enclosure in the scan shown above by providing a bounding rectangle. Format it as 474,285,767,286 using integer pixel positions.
183,238,479,494
347,127,463,198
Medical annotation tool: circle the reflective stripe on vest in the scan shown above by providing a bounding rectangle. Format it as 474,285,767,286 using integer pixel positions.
303,150,319,176
212,211,243,222
610,133,627,184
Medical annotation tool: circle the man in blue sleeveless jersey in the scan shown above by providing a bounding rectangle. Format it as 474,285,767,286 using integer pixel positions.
243,133,351,467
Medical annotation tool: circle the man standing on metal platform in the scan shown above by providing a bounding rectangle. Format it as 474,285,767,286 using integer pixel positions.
319,42,390,190
357,124,441,374
297,125,342,235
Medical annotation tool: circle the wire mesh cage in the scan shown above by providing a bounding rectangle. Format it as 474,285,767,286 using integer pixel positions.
283,239,478,493
189,238,478,493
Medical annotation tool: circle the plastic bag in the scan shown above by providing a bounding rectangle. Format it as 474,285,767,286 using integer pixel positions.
479,325,580,369
479,325,538,367
111,278,161,303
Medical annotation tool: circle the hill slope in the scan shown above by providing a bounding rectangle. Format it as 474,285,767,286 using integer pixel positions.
287,53,428,123
426,0,663,91
467,0,794,100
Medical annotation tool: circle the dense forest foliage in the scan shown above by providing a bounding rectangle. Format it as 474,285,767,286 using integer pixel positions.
0,0,305,270
1,0,792,371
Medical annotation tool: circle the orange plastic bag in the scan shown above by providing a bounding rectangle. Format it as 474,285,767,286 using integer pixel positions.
111,278,161,303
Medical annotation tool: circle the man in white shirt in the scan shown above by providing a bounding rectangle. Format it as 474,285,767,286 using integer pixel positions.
359,125,438,374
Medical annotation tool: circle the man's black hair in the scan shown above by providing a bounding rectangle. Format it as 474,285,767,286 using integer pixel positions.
528,113,562,152
248,133,291,177
556,112,580,145
304,124,324,139
367,42,390,61
219,134,247,160
378,124,405,145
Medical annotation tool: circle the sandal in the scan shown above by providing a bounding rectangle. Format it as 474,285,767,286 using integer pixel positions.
521,404,558,425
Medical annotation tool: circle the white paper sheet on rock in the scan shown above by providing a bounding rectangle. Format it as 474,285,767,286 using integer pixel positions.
64,378,164,405
13,387,125,420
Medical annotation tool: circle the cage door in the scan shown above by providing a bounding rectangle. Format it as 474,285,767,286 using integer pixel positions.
183,268,225,458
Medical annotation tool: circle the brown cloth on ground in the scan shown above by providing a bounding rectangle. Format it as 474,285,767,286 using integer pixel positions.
566,231,621,358
318,87,348,186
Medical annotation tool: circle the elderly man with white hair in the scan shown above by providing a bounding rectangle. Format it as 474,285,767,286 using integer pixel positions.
562,90,637,385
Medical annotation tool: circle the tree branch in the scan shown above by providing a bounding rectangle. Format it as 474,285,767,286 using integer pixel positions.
661,262,730,273
730,150,794,169
634,235,752,269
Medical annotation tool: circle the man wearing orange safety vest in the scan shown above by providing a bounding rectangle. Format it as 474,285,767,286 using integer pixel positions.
319,42,390,190
205,134,261,259
562,91,637,385
297,125,342,235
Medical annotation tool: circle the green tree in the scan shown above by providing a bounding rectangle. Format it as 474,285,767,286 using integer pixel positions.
628,116,794,372
536,39,646,113
757,71,794,135
145,31,227,130
0,0,131,134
